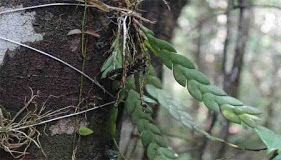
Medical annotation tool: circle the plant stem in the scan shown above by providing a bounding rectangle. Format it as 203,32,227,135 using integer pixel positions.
78,1,88,104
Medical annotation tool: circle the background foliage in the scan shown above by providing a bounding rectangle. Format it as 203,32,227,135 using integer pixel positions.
160,0,281,159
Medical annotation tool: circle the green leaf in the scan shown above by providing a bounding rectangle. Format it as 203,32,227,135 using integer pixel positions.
101,44,122,78
169,107,181,120
145,123,161,135
145,75,162,89
147,34,160,52
170,53,195,69
157,92,171,109
160,49,173,69
145,40,159,56
180,114,193,129
141,26,155,36
178,153,191,160
144,106,154,114
147,143,159,160
131,107,142,124
170,100,185,110
189,69,210,85
125,77,136,91
155,38,177,53
221,109,241,124
143,95,158,105
77,127,93,136
255,126,281,154
173,65,187,86
215,96,243,106
141,130,154,147
108,106,118,138
137,119,149,133
220,104,240,124
187,80,202,101
199,84,227,96
125,90,140,114
202,93,220,112
101,56,113,72
234,105,262,115
157,147,178,159
154,135,168,147
239,114,257,128
148,65,158,77
145,84,159,99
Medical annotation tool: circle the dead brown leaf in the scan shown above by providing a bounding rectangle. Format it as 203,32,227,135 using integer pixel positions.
75,0,110,12
67,29,100,38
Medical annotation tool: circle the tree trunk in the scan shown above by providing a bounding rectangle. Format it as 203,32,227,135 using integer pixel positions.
142,0,188,76
0,1,115,159
0,0,189,160
119,0,189,159
213,0,252,159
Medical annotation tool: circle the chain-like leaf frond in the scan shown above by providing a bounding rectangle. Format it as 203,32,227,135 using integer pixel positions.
141,26,262,128
124,89,179,160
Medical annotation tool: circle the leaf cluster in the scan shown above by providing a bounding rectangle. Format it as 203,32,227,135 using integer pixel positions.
141,26,262,128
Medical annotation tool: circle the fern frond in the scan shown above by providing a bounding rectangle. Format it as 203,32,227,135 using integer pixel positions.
125,89,179,160
141,26,261,128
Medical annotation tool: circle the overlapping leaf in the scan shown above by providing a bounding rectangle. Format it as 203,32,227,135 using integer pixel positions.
101,39,123,78
141,26,262,128
145,84,195,130
125,89,178,160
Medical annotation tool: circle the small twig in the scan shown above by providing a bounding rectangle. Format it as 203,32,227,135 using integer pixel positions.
162,0,171,10
113,138,128,160
78,0,88,103
269,150,279,160
0,36,114,98
192,126,267,152
0,3,155,24
234,4,281,10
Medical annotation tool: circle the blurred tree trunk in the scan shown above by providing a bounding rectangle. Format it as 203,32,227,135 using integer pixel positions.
199,0,234,159
212,0,252,159
195,1,216,159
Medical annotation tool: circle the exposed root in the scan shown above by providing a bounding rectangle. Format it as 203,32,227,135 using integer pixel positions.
0,89,46,158
0,88,115,158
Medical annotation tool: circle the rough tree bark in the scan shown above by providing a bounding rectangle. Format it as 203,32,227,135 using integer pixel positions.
0,0,116,159
0,0,188,160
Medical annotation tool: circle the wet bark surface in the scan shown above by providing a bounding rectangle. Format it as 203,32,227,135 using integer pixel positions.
0,0,116,159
